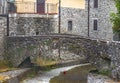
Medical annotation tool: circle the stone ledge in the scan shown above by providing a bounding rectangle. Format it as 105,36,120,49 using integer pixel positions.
9,14,58,18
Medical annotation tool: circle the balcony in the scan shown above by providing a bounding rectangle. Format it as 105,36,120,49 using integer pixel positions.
8,1,58,15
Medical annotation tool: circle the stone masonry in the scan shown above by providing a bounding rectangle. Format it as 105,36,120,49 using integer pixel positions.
9,14,58,36
0,17,6,61
60,0,116,40
60,7,88,37
89,0,116,40
8,0,117,41
5,34,120,79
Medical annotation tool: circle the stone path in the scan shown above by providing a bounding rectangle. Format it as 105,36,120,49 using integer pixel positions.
21,63,90,83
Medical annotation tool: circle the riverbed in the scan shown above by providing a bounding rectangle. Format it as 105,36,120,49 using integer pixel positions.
50,64,95,83
21,63,95,83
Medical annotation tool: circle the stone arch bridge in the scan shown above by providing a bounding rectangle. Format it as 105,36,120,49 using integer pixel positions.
4,34,120,79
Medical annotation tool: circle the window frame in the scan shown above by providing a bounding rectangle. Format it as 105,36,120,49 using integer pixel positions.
93,19,98,31
94,0,98,8
68,20,73,31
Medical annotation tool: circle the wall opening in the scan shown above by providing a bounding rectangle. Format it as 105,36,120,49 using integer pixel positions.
93,19,98,30
94,0,98,8
68,20,72,31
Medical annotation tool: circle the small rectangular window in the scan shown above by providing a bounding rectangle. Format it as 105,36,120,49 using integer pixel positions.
94,20,98,30
36,31,39,35
94,0,98,8
68,21,72,31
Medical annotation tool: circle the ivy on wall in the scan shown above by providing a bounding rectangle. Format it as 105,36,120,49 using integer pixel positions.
110,0,120,34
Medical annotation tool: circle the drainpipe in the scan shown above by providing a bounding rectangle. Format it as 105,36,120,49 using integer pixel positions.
58,0,61,59
88,0,90,37
58,0,61,33
6,14,9,36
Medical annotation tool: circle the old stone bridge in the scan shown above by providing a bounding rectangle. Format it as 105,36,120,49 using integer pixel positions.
4,34,120,79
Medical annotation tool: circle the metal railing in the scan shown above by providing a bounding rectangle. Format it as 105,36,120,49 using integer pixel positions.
8,2,58,14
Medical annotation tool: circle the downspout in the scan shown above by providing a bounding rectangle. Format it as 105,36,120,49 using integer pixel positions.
7,14,9,36
58,0,61,33
88,0,90,37
58,0,61,59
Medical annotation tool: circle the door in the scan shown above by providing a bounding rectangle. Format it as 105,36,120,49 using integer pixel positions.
37,0,45,14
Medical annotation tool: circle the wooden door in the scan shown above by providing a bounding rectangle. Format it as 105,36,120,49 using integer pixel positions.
37,0,45,14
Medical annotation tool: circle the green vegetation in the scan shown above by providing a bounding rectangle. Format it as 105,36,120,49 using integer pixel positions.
96,69,111,77
44,40,52,46
0,60,16,82
27,45,37,50
110,0,120,34
0,60,14,71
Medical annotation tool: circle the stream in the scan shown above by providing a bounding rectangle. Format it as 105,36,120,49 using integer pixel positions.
21,63,95,83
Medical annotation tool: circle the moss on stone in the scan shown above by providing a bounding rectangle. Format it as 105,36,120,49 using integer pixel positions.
27,45,37,50
97,69,111,77
44,40,52,46
0,60,13,69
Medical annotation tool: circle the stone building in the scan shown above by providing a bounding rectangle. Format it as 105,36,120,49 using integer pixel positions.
88,0,116,40
7,0,117,40
0,0,8,14
60,0,116,40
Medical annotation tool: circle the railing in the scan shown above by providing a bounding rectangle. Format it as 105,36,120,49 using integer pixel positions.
8,2,58,14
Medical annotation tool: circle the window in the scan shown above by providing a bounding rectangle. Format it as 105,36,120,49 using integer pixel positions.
94,0,98,8
93,20,98,30
36,31,39,35
68,21,72,31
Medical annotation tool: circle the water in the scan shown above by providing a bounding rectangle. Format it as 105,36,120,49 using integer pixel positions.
21,63,96,83
50,64,96,83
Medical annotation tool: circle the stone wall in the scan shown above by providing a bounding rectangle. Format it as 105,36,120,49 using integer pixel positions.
9,14,58,36
0,26,4,61
89,0,116,40
59,0,116,41
60,7,88,37
0,17,6,61
8,0,117,41
5,34,120,79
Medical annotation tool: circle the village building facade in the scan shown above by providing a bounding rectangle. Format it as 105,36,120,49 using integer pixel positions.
0,0,117,40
